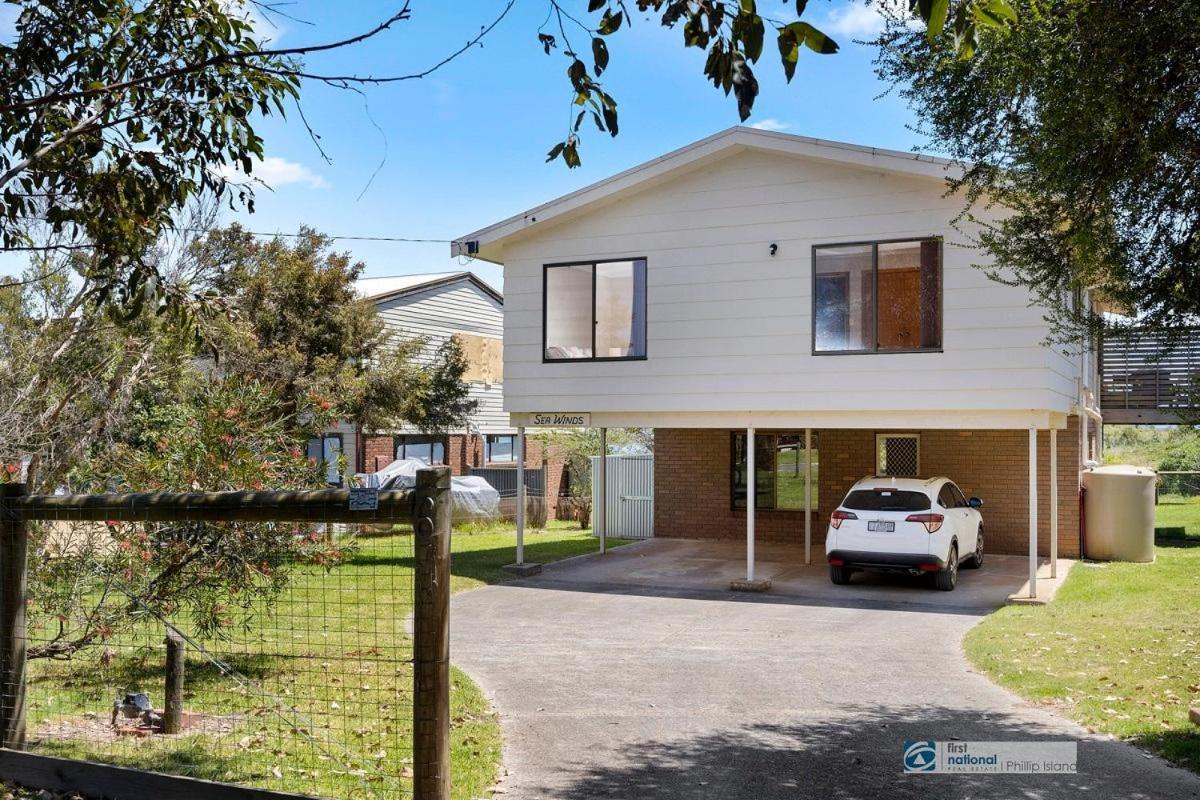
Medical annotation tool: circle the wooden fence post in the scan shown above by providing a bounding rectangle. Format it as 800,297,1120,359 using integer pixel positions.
0,483,29,750
412,467,451,800
162,628,185,735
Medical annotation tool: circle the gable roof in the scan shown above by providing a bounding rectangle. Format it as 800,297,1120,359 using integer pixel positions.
451,126,961,264
355,271,502,305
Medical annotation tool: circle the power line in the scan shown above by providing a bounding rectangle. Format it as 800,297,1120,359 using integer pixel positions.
184,229,453,244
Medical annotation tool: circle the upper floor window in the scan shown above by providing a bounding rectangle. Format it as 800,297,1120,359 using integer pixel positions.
544,259,647,361
813,239,941,353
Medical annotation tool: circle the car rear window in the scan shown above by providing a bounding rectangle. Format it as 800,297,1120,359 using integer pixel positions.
842,489,931,512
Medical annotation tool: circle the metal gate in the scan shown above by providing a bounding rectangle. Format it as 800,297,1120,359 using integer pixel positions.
590,454,654,539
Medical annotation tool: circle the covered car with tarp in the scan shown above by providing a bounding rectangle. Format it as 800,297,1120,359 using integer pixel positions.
358,459,500,523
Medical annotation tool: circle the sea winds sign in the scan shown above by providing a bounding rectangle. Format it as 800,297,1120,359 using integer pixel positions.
529,413,591,427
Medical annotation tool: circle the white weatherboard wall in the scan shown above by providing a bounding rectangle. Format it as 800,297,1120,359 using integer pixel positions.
374,280,511,434
501,148,1087,426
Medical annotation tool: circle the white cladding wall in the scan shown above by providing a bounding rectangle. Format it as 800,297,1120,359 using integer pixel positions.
374,280,511,434
501,149,1087,416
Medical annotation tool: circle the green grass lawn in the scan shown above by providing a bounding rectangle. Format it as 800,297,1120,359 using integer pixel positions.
769,449,819,511
25,519,627,800
964,497,1200,772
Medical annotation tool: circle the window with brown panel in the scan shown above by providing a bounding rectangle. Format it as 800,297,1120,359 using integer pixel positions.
814,239,941,353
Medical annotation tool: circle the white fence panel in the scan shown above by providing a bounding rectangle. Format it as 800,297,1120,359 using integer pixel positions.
590,454,654,539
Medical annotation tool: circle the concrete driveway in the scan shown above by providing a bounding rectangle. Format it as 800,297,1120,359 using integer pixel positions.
450,539,1200,799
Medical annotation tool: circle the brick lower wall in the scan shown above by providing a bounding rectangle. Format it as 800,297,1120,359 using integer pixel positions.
653,416,1082,558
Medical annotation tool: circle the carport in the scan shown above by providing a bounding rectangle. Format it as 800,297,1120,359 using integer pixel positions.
512,411,1082,601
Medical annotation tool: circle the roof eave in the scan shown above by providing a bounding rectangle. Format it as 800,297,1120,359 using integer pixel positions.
365,272,503,304
450,126,962,264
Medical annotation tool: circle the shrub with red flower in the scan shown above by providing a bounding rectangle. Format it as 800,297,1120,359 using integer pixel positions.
27,376,350,658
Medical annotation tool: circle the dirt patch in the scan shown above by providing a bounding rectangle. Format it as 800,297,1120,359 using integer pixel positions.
34,711,248,744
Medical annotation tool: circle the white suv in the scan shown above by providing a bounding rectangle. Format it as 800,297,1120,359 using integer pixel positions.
824,476,984,591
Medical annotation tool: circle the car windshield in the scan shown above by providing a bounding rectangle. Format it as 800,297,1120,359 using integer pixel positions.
842,489,931,512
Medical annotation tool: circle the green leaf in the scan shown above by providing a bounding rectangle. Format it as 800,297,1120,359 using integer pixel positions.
788,21,838,55
592,37,609,75
602,104,619,137
742,15,764,62
975,0,1018,27
564,141,581,168
777,29,799,83
795,1,809,15
926,0,949,42
739,0,756,13
567,58,588,91
546,142,566,163
588,0,606,11
598,9,623,35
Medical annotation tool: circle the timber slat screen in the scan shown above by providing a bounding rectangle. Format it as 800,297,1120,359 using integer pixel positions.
0,473,452,800
1100,326,1200,424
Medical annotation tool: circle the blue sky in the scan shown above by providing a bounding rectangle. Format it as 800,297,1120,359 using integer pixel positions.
5,1,924,291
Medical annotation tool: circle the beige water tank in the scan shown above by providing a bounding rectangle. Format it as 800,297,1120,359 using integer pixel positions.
1082,465,1156,562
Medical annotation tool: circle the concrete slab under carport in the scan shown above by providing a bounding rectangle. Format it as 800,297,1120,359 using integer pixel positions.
531,538,1065,613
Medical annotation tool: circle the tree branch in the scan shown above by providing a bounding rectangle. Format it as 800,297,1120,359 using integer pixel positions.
250,1,516,87
0,4,414,115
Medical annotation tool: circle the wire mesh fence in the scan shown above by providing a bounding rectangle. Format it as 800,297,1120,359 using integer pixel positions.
1157,471,1200,499
0,479,451,800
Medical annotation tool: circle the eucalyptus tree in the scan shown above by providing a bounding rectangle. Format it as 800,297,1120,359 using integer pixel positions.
875,0,1200,337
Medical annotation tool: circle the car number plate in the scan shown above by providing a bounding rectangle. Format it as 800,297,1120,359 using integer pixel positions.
868,521,895,533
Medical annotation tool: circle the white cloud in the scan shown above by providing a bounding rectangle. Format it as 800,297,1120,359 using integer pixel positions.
823,0,911,39
749,119,791,132
215,156,328,190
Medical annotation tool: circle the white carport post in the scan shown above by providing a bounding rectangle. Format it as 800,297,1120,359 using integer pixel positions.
1028,427,1038,599
598,427,608,555
1050,427,1058,579
746,426,756,582
804,428,813,565
516,426,526,566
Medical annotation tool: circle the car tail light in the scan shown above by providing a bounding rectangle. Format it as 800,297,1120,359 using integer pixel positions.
905,513,944,533
830,509,857,529
828,557,845,566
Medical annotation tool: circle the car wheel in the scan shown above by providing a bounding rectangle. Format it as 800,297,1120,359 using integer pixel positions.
829,565,853,585
934,545,958,591
964,528,984,569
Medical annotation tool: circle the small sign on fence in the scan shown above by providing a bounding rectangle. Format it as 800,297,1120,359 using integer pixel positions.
348,486,379,511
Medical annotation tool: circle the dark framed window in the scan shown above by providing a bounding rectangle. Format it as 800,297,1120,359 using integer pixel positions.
731,432,819,511
394,435,447,465
485,434,517,463
813,238,942,354
543,258,647,362
306,433,344,486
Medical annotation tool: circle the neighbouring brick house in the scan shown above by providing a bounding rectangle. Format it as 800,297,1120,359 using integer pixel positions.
306,271,567,515
453,127,1108,577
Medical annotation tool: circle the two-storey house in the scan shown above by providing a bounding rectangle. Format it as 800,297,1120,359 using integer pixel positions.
453,127,1105,587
